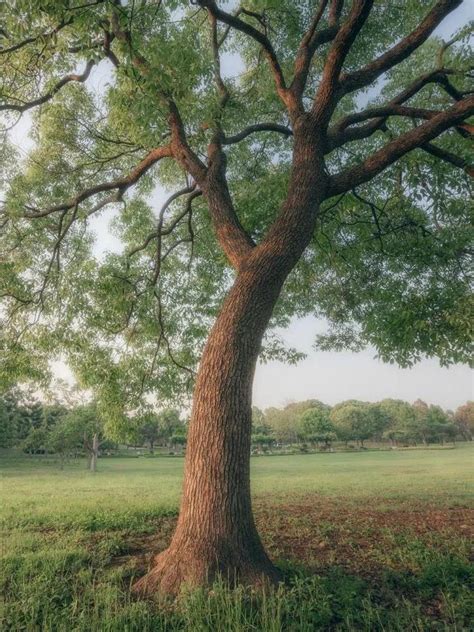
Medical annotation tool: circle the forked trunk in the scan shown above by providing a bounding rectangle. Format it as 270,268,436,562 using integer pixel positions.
133,128,326,596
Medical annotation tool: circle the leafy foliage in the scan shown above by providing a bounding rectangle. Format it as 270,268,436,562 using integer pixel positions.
0,0,472,431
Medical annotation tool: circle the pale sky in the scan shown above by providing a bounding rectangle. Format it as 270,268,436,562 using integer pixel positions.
5,2,473,411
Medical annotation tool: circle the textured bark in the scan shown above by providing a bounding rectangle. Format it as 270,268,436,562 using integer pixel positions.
133,125,327,597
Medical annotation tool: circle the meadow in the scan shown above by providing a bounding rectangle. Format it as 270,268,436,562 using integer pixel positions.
2,446,473,631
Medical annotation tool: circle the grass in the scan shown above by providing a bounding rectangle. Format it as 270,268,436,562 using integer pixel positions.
1,445,473,630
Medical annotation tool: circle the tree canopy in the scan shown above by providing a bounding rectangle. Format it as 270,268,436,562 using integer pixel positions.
1,0,472,428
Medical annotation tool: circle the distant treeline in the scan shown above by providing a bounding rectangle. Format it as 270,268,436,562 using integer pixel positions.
1,387,472,461
251,399,473,451
0,387,187,465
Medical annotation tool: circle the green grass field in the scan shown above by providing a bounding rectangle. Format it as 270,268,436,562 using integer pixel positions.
2,445,473,631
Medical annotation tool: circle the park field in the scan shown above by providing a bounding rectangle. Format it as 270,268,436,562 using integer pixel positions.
1,446,473,631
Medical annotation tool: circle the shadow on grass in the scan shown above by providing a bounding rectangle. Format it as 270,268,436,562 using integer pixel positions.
3,536,471,632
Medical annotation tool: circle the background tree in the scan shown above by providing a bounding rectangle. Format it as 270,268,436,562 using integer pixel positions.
137,413,164,454
251,407,272,437
47,414,84,469
137,408,182,452
331,400,381,446
1,0,472,595
379,399,419,446
454,401,474,440
0,392,20,449
61,404,104,471
299,402,335,448
22,425,49,455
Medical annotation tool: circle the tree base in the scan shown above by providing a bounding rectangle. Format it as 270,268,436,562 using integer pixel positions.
132,540,282,598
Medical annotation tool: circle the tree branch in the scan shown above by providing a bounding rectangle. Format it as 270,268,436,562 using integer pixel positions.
328,96,474,195
327,68,468,150
331,104,472,137
195,0,293,111
223,122,293,145
340,0,462,94
127,186,200,258
0,60,95,113
421,142,473,176
291,0,345,100
0,18,73,55
23,145,172,218
312,0,374,123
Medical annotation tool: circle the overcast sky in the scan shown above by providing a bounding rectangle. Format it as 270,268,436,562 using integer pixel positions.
7,2,473,410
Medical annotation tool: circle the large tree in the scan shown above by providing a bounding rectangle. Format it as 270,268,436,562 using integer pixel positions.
1,0,472,595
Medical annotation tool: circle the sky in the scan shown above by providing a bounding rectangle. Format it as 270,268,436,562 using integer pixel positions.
6,2,473,411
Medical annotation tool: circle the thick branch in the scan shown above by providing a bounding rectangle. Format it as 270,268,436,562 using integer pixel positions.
110,9,208,184
204,142,256,269
421,142,473,177
340,0,462,94
24,145,172,218
111,4,252,269
0,61,95,113
291,0,345,99
328,96,474,195
312,0,374,123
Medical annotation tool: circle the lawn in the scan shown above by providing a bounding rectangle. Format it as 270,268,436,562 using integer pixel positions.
2,445,473,630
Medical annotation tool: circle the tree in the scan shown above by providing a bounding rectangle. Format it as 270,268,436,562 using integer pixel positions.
378,398,419,446
0,395,17,449
424,404,455,444
137,413,163,454
22,425,49,455
251,407,271,437
157,408,183,445
299,402,335,448
266,400,321,443
413,398,431,444
136,408,181,452
330,400,376,446
454,402,474,440
61,404,104,471
47,413,84,468
1,1,472,595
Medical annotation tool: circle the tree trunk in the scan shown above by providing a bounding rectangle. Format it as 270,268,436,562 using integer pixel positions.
89,433,99,472
133,124,326,596
133,259,286,595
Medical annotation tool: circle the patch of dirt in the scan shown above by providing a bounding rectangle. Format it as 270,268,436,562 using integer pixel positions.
107,496,473,580
254,496,474,577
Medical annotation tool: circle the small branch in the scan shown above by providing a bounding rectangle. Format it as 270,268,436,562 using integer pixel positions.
0,61,95,113
328,68,468,150
223,122,293,145
127,185,198,258
154,289,196,377
24,145,172,218
291,0,341,99
328,96,474,195
209,12,230,110
195,0,292,111
0,18,73,55
332,104,472,137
